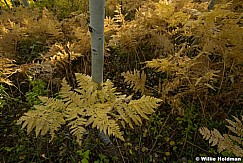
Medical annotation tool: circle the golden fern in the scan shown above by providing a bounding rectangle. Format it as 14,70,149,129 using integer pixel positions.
44,43,82,67
113,4,126,26
0,57,18,85
18,73,162,145
145,58,176,73
17,98,66,140
122,69,146,95
114,95,160,129
199,115,243,157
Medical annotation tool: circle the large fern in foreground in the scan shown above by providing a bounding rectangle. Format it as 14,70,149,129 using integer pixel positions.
199,115,243,157
17,73,162,145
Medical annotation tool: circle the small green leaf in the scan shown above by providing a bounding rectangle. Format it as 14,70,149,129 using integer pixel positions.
170,141,175,146
165,152,170,156
81,158,89,163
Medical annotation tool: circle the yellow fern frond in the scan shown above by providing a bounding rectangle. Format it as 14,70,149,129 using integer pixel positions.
199,115,243,157
84,102,124,141
0,57,18,85
18,73,162,145
199,127,224,146
145,58,176,73
59,78,86,107
226,116,243,137
38,96,68,111
0,78,12,86
115,101,134,128
59,78,72,98
128,95,162,121
45,43,82,68
122,69,146,95
114,4,126,26
66,108,87,146
17,104,66,140
75,73,98,92
114,95,162,128
99,79,121,102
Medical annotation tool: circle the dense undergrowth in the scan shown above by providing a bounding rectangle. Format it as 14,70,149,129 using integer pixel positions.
0,0,242,162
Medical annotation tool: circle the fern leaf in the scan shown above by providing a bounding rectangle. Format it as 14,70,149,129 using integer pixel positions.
125,106,142,125
145,58,175,73
117,95,162,127
210,129,224,146
106,119,125,141
26,115,36,135
0,57,17,85
99,79,119,102
35,117,45,137
199,127,211,140
18,73,162,144
199,115,243,157
129,96,161,115
65,106,85,121
67,117,87,146
75,73,98,92
226,116,243,137
17,105,65,139
122,69,146,95
86,103,124,141
228,135,242,145
38,96,67,111
59,78,73,100
115,102,134,129
199,127,224,146
59,78,87,108
0,78,13,86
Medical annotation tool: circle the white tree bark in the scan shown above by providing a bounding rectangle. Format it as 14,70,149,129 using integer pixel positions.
90,0,105,84
89,0,111,145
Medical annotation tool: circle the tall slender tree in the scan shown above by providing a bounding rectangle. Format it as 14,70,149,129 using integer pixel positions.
89,0,112,145
89,1,121,160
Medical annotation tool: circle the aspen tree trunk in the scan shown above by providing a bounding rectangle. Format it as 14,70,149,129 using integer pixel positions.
89,2,122,160
89,0,112,145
